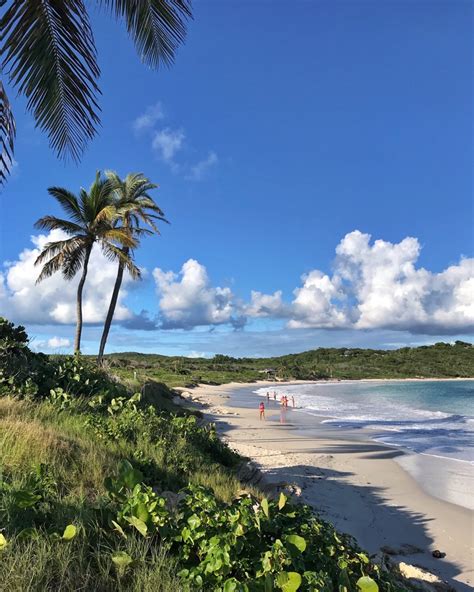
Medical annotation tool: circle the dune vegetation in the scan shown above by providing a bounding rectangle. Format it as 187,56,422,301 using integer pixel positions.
0,317,415,591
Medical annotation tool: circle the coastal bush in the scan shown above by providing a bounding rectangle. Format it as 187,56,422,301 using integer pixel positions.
0,321,414,591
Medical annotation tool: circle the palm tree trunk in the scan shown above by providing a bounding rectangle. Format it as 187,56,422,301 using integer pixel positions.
97,248,127,365
74,244,93,354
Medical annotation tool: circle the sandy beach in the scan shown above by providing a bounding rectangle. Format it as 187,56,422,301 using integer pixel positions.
176,380,474,591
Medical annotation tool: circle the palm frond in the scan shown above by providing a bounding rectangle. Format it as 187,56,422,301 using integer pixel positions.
47,187,85,225
100,0,192,68
2,0,101,162
35,251,66,283
34,215,84,235
34,236,87,266
62,245,86,279
102,227,137,248
0,81,16,185
100,241,141,280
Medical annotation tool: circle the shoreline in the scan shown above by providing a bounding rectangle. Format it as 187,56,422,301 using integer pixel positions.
176,380,474,591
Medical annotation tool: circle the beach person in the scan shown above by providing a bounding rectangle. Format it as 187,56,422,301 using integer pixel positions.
291,396,295,408
266,391,270,401
259,401,265,420
273,392,277,401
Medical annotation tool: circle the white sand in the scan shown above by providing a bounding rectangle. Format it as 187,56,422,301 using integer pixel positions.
177,381,474,591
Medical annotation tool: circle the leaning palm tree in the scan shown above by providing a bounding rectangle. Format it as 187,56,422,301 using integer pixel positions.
97,171,167,364
1,1,192,183
34,172,139,354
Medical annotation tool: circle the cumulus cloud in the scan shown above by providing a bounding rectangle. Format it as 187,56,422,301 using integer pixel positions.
288,230,474,334
0,230,135,326
133,102,165,133
153,259,237,329
151,128,185,164
150,231,473,335
244,290,288,318
187,151,218,181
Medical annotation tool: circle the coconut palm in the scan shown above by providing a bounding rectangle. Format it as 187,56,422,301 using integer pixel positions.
34,172,139,354
0,0,192,183
97,171,167,364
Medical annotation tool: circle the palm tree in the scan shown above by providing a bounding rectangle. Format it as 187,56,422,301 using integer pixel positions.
0,1,192,183
34,172,139,354
97,171,167,364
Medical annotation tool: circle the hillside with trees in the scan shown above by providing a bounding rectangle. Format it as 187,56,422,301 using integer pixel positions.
104,341,474,387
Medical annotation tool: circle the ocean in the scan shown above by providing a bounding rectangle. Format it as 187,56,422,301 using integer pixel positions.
255,380,474,464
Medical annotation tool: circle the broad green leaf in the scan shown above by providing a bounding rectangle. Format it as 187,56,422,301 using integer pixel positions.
0,533,7,550
187,514,201,530
119,460,143,490
261,498,270,518
134,502,149,523
286,534,307,552
357,553,370,564
278,492,287,510
357,576,379,592
112,551,133,570
276,571,302,592
126,516,147,537
224,578,239,592
62,524,77,541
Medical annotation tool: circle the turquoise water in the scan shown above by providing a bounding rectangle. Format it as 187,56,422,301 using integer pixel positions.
255,380,474,463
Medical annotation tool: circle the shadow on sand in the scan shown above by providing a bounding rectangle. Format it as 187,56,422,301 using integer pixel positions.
211,417,471,592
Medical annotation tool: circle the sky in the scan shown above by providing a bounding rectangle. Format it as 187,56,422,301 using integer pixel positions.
0,0,473,357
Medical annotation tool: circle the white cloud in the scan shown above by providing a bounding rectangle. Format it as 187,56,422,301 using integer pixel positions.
288,270,349,329
133,102,165,133
149,231,473,335
287,230,474,334
47,336,71,349
151,128,185,163
0,230,135,326
153,259,236,329
244,290,287,318
187,151,218,180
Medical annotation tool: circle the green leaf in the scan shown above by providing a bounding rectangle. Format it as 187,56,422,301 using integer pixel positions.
119,460,143,489
224,578,239,592
126,516,148,537
62,524,77,541
276,571,302,592
187,514,201,530
357,576,379,592
286,534,307,553
261,498,270,518
134,502,149,523
0,533,7,550
111,520,127,539
278,492,287,510
112,551,133,570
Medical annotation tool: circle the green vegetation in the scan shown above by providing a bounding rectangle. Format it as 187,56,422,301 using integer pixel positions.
103,341,474,387
0,318,413,591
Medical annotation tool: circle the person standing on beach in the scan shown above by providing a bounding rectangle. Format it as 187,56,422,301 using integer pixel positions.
291,396,295,408
273,392,277,402
266,391,270,402
259,401,265,420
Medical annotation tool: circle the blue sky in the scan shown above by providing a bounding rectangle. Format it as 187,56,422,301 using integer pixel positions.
1,1,473,356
